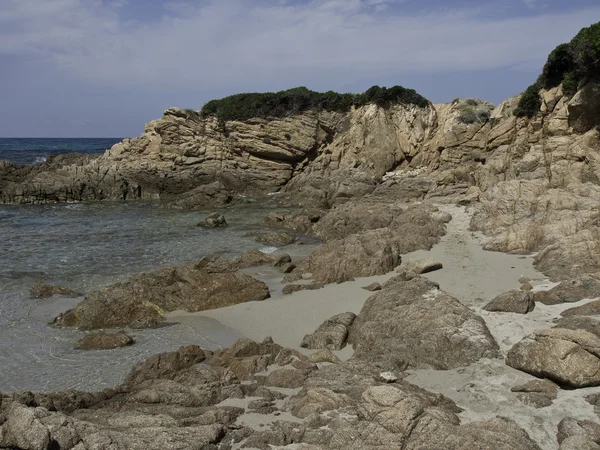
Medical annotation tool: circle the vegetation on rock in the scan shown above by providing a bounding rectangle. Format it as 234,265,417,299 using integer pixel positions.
200,85,429,123
515,21,600,117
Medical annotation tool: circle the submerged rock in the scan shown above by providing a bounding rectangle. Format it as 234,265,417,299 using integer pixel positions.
75,332,134,350
252,231,295,246
30,284,78,299
198,212,227,228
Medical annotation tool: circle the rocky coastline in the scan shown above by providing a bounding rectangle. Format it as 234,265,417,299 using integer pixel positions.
3,25,600,449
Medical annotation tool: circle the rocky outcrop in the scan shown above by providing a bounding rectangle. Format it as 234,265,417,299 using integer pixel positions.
53,258,270,330
506,328,600,388
350,277,500,369
0,337,545,450
290,203,447,284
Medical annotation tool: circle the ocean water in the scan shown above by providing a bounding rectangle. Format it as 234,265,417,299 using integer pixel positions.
0,138,122,165
0,201,300,392
0,142,309,392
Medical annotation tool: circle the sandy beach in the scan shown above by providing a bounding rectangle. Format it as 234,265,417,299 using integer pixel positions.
164,204,600,449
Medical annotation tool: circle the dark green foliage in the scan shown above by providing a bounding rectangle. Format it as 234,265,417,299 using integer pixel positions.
515,22,600,118
514,82,542,118
200,85,429,123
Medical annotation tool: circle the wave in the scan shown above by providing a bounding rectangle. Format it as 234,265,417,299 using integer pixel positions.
34,156,47,164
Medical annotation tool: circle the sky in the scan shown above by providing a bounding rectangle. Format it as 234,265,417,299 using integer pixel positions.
1,0,599,137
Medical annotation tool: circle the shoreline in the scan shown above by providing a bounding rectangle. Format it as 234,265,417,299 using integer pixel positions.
167,204,544,357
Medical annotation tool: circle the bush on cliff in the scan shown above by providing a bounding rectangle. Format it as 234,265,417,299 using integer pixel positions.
515,21,600,118
200,85,429,123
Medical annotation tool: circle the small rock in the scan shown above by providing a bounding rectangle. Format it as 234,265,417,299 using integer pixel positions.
301,273,313,280
520,283,533,291
362,282,382,292
198,212,227,228
75,332,134,350
376,372,398,383
483,290,535,314
519,277,532,284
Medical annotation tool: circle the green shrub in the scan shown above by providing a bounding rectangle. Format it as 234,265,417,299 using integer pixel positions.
515,21,600,118
514,82,542,118
200,85,429,123
456,99,493,124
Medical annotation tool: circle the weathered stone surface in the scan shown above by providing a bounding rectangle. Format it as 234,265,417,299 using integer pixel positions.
236,249,291,268
291,205,445,284
198,211,227,228
561,299,600,317
54,261,269,329
124,345,206,385
510,379,558,408
74,332,134,350
362,282,382,292
30,283,78,299
253,231,295,246
534,275,600,305
350,277,500,369
557,417,600,445
483,290,535,314
307,349,341,364
554,316,600,339
301,312,356,350
0,338,543,450
282,283,324,295
506,328,600,387
396,259,443,276
560,436,600,450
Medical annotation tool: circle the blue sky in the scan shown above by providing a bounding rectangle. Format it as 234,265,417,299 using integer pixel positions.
1,0,599,137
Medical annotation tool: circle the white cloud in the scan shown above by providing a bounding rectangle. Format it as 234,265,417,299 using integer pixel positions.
0,0,597,90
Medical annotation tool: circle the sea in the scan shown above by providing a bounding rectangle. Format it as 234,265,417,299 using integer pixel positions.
0,138,300,392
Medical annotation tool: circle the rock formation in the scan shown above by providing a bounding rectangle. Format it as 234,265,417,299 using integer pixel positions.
0,338,542,450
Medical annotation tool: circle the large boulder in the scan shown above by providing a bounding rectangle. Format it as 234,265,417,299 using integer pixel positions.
350,277,500,369
54,261,270,329
483,290,535,314
506,328,600,388
301,312,356,350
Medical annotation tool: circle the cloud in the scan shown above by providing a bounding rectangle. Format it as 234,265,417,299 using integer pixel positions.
0,0,598,92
